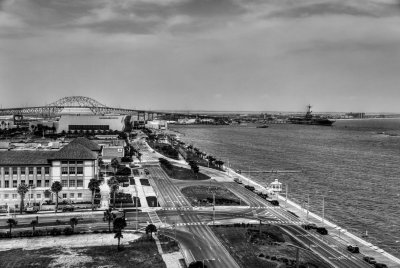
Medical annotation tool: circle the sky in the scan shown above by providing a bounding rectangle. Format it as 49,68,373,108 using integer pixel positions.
1,0,400,113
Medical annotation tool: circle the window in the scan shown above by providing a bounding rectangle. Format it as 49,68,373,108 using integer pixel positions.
45,180,50,187
37,194,41,199
4,167,9,175
29,180,34,186
77,180,83,187
36,180,42,187
36,167,42,175
30,194,34,199
5,181,9,188
77,161,83,165
4,194,9,199
29,167,34,175
61,180,68,187
77,167,83,175
45,167,50,175
13,180,17,188
44,191,51,198
21,167,26,175
12,194,17,199
12,167,17,175
61,161,68,165
69,166,76,175
61,167,68,175
69,180,75,187
70,193,74,198
62,193,67,199
77,193,82,198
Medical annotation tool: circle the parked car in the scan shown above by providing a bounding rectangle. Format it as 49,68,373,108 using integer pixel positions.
302,223,318,230
316,227,328,235
374,263,388,268
144,168,150,175
347,245,360,253
363,256,377,264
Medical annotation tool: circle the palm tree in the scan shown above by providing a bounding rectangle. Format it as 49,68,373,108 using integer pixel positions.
69,217,78,233
30,219,38,234
88,178,100,210
6,218,17,236
17,183,29,214
111,158,119,173
113,217,127,251
107,177,119,209
145,224,157,238
51,181,63,212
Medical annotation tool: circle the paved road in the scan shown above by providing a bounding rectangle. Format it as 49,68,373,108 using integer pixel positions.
147,165,239,268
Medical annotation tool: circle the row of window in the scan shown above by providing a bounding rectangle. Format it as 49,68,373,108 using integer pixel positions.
2,167,50,176
1,180,51,188
0,192,83,200
0,179,84,188
61,166,84,175
61,180,84,188
61,161,84,165
69,125,109,130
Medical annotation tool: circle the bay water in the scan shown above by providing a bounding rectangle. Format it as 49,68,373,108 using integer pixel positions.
171,119,400,257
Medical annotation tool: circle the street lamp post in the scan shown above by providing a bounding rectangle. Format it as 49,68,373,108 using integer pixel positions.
213,193,215,226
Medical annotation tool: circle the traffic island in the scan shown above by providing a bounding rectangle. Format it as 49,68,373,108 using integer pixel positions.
160,159,210,181
211,225,331,268
181,185,247,206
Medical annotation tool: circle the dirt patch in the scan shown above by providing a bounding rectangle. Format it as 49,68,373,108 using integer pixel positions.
181,185,247,206
0,235,166,268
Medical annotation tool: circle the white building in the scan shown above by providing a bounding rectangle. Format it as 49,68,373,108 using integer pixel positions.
57,114,127,133
145,120,168,130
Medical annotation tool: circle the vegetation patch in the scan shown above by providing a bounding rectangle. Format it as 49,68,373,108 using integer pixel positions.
211,226,331,268
181,185,246,206
140,178,150,186
159,158,210,181
146,196,158,207
158,234,180,254
150,142,179,159
0,235,166,268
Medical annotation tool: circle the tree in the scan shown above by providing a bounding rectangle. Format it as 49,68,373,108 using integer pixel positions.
69,217,78,232
113,217,127,251
88,178,100,210
51,181,63,212
6,218,17,236
17,183,29,214
107,177,119,209
111,158,120,173
145,223,157,238
30,219,38,234
137,152,142,162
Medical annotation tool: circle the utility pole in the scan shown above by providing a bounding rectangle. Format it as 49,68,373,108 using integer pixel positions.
213,193,215,225
322,195,325,227
285,184,288,209
295,247,300,268
136,186,138,232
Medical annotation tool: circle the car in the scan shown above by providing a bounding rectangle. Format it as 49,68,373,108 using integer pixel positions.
374,263,388,268
363,256,377,264
347,245,360,253
302,223,318,230
316,227,328,235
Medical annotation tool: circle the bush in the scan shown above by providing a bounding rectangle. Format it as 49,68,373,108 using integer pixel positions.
50,228,62,236
33,230,47,237
18,230,33,237
64,227,74,235
116,167,132,176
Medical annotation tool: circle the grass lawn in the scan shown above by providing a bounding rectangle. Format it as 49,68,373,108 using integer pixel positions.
161,164,210,181
181,185,247,206
211,226,331,268
0,235,166,268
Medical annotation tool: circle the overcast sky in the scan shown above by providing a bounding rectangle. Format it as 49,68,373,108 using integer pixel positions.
1,0,400,112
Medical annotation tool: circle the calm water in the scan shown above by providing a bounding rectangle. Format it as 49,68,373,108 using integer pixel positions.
171,119,400,257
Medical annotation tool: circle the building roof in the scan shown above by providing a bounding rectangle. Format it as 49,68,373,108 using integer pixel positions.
0,151,53,165
52,143,97,160
68,137,101,152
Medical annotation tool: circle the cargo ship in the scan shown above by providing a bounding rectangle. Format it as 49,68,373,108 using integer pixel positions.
288,105,335,126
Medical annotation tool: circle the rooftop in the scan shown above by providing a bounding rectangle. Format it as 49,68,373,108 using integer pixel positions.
68,137,101,152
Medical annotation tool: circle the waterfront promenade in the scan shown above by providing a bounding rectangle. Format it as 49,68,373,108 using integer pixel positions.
229,168,400,267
